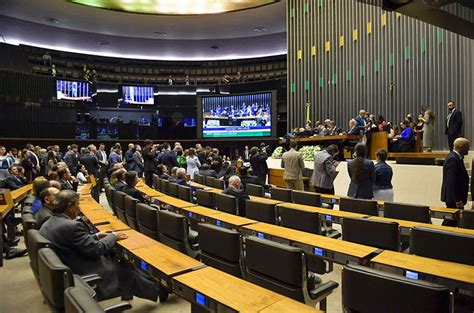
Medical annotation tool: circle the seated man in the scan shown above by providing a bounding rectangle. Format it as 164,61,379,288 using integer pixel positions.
156,164,170,180
29,178,52,215
121,171,146,203
222,176,250,217
57,167,78,191
111,168,127,191
167,167,179,183
34,187,59,228
198,163,218,178
238,166,260,188
217,162,230,179
40,190,164,301
175,168,203,192
4,165,28,190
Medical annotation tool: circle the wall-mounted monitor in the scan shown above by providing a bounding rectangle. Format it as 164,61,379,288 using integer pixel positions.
56,79,93,101
122,86,154,105
199,91,274,138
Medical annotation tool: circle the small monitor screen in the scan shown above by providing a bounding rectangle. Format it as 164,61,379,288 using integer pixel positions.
184,117,196,127
195,292,206,306
122,86,154,105
325,215,333,222
314,247,324,257
257,232,265,239
141,261,148,271
188,212,193,218
405,270,419,280
202,92,272,138
215,220,222,227
56,80,92,101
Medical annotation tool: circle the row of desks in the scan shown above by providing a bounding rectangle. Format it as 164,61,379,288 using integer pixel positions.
78,184,324,312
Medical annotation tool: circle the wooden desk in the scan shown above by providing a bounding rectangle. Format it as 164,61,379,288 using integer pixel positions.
249,196,283,205
388,152,448,165
371,250,474,293
242,223,378,265
277,202,367,225
136,184,166,198
117,229,158,251
0,195,14,266
95,219,131,232
10,184,33,204
81,209,115,224
172,267,285,312
259,298,323,313
207,213,259,231
292,134,360,143
79,197,104,212
154,195,196,211
128,243,204,288
179,205,221,221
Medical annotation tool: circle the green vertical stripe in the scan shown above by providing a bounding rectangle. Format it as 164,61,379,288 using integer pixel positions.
319,0,323,7
332,74,337,85
389,52,394,67
304,2,309,13
360,64,365,77
304,80,310,90
405,46,411,60
421,36,427,53
347,69,351,81
437,28,444,44
290,7,295,18
291,82,295,93
374,60,380,72
319,77,324,88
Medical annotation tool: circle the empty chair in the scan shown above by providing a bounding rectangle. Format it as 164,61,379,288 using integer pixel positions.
214,193,238,215
21,195,35,214
339,197,378,216
204,176,214,187
22,213,38,245
279,205,321,234
194,174,204,184
213,178,225,190
177,185,192,202
64,287,131,313
460,210,474,229
113,191,127,223
27,229,52,281
342,217,400,251
245,200,277,224
152,174,160,191
195,189,214,208
384,202,430,223
104,184,117,216
161,179,169,195
123,196,139,230
244,236,338,310
410,226,474,265
246,183,265,197
136,203,160,240
197,223,242,278
270,187,293,202
342,264,451,313
168,183,179,198
292,190,322,207
158,210,199,258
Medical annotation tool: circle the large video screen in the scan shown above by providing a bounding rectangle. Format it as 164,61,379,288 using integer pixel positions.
56,80,92,101
202,92,272,138
122,86,154,105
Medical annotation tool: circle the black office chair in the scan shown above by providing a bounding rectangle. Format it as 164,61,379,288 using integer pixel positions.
460,210,474,229
198,223,243,278
154,175,162,192
64,287,131,313
27,229,52,282
194,174,204,184
339,197,378,216
158,210,199,258
168,182,179,198
384,202,431,223
113,191,127,223
177,185,193,202
21,194,35,214
136,203,160,241
342,264,451,313
245,200,277,224
342,217,400,251
195,189,215,208
246,183,265,197
22,213,38,245
270,187,293,202
123,195,139,230
244,236,338,311
292,190,322,207
205,176,214,187
104,184,117,216
161,179,170,195
410,226,474,265
213,178,225,190
214,193,238,215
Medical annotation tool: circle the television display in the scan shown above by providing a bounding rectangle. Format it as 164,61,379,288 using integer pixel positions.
122,86,154,105
184,117,196,127
97,125,118,140
201,92,272,138
56,80,93,101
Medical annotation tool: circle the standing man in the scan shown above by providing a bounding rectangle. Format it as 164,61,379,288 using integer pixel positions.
79,144,100,201
310,145,339,195
441,138,470,226
161,143,178,172
64,144,79,175
96,143,108,191
108,144,122,167
249,146,269,185
243,146,250,162
445,101,463,151
132,145,145,178
124,143,135,171
142,139,156,187
280,142,305,191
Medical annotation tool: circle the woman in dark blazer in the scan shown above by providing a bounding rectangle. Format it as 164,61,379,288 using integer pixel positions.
347,143,375,199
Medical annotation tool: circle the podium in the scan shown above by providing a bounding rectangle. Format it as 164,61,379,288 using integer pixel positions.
369,131,388,160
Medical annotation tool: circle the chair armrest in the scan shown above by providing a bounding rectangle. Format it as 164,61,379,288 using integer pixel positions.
81,274,102,287
103,301,132,313
326,230,341,239
309,280,339,303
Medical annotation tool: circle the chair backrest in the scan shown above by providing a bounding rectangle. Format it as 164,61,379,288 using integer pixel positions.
178,185,193,202
22,213,38,244
136,203,160,240
214,193,238,215
161,179,170,195
342,217,400,251
64,287,105,313
198,223,242,278
195,189,215,208
292,190,322,207
278,206,321,234
27,229,52,278
195,174,204,184
38,248,74,310
410,226,474,265
205,175,214,187
460,210,474,229
152,174,159,190
270,187,293,202
246,183,265,197
113,191,127,223
158,210,190,254
244,236,306,302
342,264,450,313
104,184,117,215
384,202,430,223
213,178,225,190
339,197,378,216
123,195,139,230
168,182,179,197
245,200,277,224
21,195,35,213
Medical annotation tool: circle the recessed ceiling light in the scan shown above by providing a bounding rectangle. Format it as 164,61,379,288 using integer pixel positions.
98,41,110,46
153,32,168,37
253,27,267,32
43,17,60,24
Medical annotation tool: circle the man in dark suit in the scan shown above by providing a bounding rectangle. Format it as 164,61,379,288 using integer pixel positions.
347,143,375,199
34,187,59,228
142,139,156,187
124,143,135,171
80,144,100,201
198,163,217,178
160,143,178,173
64,144,79,175
39,190,163,301
222,176,250,217
445,101,463,151
57,167,77,191
238,166,260,187
354,109,367,131
249,146,269,185
122,171,146,203
95,143,108,191
4,166,27,190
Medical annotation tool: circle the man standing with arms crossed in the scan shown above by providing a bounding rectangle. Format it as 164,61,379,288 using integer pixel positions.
445,101,463,152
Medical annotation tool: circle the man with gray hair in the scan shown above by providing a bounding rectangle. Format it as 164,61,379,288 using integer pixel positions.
175,168,203,191
223,175,250,217
79,144,100,201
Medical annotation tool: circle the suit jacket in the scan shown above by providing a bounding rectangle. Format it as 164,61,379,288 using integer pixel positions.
124,150,135,171
250,152,268,177
122,184,145,203
142,148,156,172
239,174,261,188
441,151,469,205
132,151,144,174
446,109,463,136
34,205,53,228
4,174,27,190
39,214,119,298
354,116,367,129
281,149,305,180
108,151,122,166
311,150,337,189
59,178,76,191
79,153,99,177
161,150,178,171
114,181,126,192
222,188,250,217
198,169,218,178
347,158,375,199
95,150,108,167
64,151,79,174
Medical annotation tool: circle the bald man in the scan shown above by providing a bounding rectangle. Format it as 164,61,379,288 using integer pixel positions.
441,138,470,225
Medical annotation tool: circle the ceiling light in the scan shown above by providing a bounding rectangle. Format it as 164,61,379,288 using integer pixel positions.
43,17,60,24
253,27,267,32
